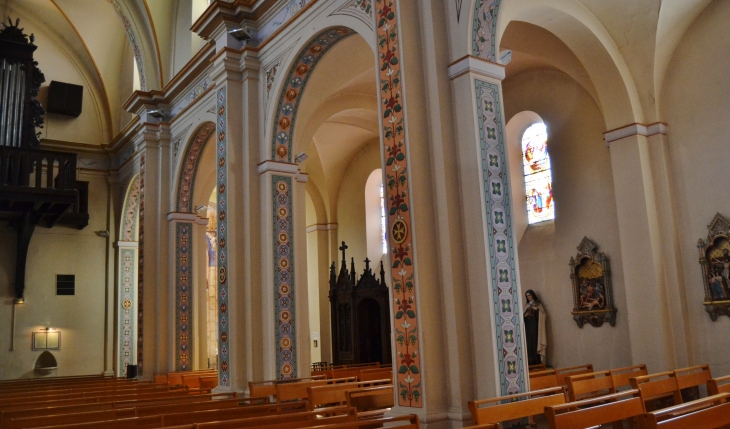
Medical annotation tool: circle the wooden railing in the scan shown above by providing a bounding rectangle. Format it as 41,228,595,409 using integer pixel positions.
0,146,77,190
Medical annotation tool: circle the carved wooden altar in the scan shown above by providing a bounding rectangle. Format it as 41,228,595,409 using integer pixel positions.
329,242,392,365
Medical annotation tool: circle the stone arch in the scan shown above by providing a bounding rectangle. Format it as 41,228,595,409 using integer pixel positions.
269,26,357,162
117,174,141,377
176,121,216,213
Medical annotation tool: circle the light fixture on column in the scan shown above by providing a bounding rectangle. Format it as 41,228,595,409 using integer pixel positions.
295,152,308,164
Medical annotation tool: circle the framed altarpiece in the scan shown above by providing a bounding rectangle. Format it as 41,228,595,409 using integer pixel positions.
698,213,730,321
569,237,617,328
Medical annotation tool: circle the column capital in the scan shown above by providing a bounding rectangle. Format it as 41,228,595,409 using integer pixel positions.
604,122,668,147
448,55,505,81
167,212,205,224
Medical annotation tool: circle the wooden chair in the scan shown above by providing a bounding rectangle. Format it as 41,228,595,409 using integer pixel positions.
610,364,648,391
555,364,594,386
528,369,559,390
708,374,730,395
635,392,730,429
468,386,566,427
566,370,614,401
630,371,682,409
545,389,645,429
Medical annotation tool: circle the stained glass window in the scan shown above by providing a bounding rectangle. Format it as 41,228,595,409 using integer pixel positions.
380,184,387,254
522,123,554,224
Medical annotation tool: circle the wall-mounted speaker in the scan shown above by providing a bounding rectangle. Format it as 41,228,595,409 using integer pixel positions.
47,81,83,117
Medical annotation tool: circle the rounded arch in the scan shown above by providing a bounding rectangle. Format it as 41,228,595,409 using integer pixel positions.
120,174,141,241
175,121,216,212
471,0,642,127
269,25,377,162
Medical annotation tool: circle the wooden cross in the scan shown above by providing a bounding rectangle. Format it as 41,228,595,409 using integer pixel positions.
339,241,348,261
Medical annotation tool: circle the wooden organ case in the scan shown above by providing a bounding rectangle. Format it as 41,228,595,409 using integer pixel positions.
329,242,392,365
0,18,89,301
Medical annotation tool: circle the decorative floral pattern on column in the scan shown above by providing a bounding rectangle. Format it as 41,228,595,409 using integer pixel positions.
217,86,230,386
271,27,354,161
175,223,193,370
471,0,501,61
177,122,216,213
137,153,145,375
375,0,422,408
118,175,140,377
273,176,296,379
475,80,525,395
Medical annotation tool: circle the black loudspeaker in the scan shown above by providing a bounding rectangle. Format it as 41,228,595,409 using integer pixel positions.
47,81,83,117
126,364,138,378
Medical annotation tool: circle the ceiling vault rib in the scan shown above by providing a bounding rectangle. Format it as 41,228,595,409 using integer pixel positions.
50,0,114,141
142,0,164,88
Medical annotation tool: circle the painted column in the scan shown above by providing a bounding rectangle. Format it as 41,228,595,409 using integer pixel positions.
193,217,209,370
449,56,527,397
258,162,309,379
116,241,138,376
605,124,685,372
168,213,197,371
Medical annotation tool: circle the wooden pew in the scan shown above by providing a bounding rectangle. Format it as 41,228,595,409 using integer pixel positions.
276,378,356,403
26,402,312,429
0,385,176,406
708,375,730,395
307,380,391,410
636,392,730,429
199,376,218,391
528,369,558,390
345,385,394,419
191,414,422,429
0,389,193,413
0,393,238,429
468,386,566,427
674,364,712,399
610,364,648,391
566,370,614,401
545,389,645,429
630,371,682,409
357,370,392,384
555,364,594,387
528,363,546,372
248,376,327,398
162,406,356,429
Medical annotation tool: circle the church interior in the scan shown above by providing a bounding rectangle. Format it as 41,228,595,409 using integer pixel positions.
1,0,730,427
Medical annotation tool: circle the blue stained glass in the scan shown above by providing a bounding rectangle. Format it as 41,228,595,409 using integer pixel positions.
522,123,554,224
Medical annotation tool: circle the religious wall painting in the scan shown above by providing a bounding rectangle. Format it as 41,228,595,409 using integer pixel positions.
569,237,617,328
697,213,730,320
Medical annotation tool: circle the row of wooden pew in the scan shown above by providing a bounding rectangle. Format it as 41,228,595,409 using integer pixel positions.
471,363,730,428
153,370,218,391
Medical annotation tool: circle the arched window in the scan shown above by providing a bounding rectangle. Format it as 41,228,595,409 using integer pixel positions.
522,122,554,224
366,169,387,263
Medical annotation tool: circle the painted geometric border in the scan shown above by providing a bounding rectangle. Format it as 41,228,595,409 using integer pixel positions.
137,153,146,375
273,176,296,379
175,222,193,371
118,248,137,377
375,0,422,407
217,86,230,387
475,79,525,395
471,0,501,61
271,26,354,161
177,122,216,213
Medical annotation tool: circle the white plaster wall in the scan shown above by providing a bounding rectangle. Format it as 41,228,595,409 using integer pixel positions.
662,0,730,376
0,173,111,379
503,69,631,370
336,139,381,269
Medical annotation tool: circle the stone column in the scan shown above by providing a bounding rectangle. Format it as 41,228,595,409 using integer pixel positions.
605,123,688,371
449,56,528,398
258,161,310,380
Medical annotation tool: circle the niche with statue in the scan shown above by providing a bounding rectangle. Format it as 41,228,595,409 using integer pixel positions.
569,237,617,327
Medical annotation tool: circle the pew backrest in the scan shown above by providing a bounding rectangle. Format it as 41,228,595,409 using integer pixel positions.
566,370,614,402
708,375,730,395
609,364,648,390
468,386,567,425
555,364,594,386
276,380,328,402
528,369,558,390
635,392,730,429
673,364,712,391
345,385,394,417
308,380,392,410
631,371,682,405
545,389,645,429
